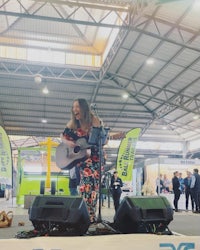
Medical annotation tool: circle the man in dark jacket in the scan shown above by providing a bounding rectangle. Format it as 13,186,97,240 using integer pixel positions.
190,168,200,213
172,171,181,212
110,171,123,212
184,171,194,211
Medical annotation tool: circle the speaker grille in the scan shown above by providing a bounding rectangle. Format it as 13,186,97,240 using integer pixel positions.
29,195,90,236
114,196,173,234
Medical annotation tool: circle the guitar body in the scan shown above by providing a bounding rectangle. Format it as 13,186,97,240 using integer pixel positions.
55,142,88,170
55,128,90,170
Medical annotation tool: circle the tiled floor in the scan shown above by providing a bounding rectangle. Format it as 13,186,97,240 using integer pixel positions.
1,193,200,239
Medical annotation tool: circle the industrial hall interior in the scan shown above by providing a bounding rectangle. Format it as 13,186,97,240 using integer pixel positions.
0,0,200,249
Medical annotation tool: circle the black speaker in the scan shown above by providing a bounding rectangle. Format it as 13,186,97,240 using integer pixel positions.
113,196,173,234
29,195,90,236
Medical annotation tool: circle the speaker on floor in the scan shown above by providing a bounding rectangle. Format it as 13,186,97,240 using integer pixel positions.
113,196,174,234
29,195,90,236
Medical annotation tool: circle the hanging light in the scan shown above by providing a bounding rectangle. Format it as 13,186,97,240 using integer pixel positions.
42,86,49,94
146,58,154,65
122,93,129,99
41,119,47,123
34,74,42,84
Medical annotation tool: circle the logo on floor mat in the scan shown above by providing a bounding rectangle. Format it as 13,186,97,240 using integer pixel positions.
160,242,195,250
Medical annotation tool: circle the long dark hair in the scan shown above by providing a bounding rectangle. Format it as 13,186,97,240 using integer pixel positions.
70,98,93,129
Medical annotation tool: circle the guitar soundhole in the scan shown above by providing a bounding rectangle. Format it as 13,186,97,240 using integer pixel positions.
74,146,80,153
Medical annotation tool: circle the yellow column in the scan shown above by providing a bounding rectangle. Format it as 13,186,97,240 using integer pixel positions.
40,137,58,190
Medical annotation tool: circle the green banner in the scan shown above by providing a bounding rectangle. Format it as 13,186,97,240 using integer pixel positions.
0,126,12,187
116,128,141,182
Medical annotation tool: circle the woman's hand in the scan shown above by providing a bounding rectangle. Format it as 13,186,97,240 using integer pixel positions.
60,133,76,148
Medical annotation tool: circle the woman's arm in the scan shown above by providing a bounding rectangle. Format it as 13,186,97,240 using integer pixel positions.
92,115,101,127
60,121,76,148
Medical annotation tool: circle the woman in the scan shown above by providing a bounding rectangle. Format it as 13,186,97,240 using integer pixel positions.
61,98,101,223
110,171,123,212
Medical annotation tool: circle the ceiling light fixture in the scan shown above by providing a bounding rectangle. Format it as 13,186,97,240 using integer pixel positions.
122,93,129,99
42,86,49,94
146,58,154,65
136,154,144,158
34,74,42,84
41,119,47,123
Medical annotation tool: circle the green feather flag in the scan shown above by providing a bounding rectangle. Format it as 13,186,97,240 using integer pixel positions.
116,128,141,182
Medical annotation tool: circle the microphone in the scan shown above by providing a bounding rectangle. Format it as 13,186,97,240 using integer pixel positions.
90,103,100,121
90,103,97,110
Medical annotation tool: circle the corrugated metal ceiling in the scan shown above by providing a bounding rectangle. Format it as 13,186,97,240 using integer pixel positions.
1,0,200,163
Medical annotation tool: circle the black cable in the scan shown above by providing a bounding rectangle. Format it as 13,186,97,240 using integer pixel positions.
15,229,46,239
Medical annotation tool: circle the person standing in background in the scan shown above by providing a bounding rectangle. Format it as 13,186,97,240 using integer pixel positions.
184,171,194,211
190,168,200,213
172,171,181,212
110,171,123,212
4,178,12,201
163,174,171,193
178,172,184,194
69,165,80,196
156,174,163,194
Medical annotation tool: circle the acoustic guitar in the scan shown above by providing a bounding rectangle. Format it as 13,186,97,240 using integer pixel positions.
55,128,90,170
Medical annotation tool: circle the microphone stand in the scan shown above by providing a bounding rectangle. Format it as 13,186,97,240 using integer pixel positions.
96,120,103,223
89,104,118,234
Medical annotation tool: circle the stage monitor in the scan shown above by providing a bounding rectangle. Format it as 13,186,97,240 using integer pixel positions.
29,195,90,236
114,196,173,234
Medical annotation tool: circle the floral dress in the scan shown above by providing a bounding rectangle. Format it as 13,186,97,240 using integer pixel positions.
64,128,100,223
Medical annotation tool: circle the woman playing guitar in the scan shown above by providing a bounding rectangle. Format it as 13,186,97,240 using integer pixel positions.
61,98,102,223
